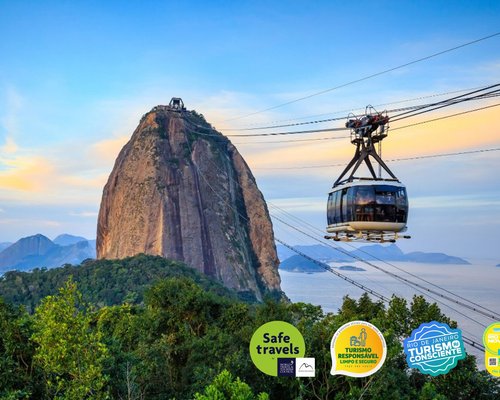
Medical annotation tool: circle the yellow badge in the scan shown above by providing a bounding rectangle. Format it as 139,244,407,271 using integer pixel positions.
483,322,500,377
330,320,387,377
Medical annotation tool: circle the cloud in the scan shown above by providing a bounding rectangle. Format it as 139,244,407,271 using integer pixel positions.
411,194,500,209
0,154,55,191
0,137,19,154
90,135,129,166
0,141,104,204
69,211,99,217
0,217,61,228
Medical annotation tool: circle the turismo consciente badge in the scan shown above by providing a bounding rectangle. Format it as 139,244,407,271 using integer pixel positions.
404,321,465,376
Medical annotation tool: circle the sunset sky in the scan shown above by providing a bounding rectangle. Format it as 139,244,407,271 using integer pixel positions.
1,1,499,260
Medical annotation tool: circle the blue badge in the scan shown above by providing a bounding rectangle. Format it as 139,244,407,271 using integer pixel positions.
403,321,466,376
277,358,296,377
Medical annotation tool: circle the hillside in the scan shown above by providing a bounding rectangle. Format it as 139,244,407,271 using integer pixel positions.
0,254,246,313
0,258,496,399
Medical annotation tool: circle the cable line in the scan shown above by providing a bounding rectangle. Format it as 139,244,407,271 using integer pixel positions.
222,84,500,131
271,212,495,326
269,202,500,320
226,126,349,137
253,147,500,169
391,102,500,131
226,32,500,121
271,214,487,349
273,217,485,351
233,136,348,144
276,238,391,303
223,85,493,129
183,115,490,350
389,84,500,120
223,90,500,138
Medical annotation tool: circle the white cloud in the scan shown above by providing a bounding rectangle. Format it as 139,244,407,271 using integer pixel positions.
411,194,500,209
69,211,99,217
0,137,19,154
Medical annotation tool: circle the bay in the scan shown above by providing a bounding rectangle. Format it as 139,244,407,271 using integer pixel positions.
280,261,500,361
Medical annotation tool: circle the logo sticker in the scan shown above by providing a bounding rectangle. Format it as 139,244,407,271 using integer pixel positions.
330,321,387,377
404,321,466,376
249,321,305,376
277,358,296,377
296,357,315,377
483,322,500,377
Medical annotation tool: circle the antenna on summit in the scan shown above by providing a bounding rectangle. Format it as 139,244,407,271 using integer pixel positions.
169,97,186,111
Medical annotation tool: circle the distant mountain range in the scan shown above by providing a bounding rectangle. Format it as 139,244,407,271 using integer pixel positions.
0,234,470,274
0,234,96,273
277,243,470,271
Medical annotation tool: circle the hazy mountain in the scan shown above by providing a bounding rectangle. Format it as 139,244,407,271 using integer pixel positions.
0,234,57,271
277,244,351,263
276,245,296,262
0,242,13,252
338,265,366,271
53,234,88,246
0,234,96,273
404,251,469,264
279,254,326,273
350,244,406,261
276,243,469,266
279,254,366,273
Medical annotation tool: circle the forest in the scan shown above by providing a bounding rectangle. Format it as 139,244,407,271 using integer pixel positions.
0,254,498,399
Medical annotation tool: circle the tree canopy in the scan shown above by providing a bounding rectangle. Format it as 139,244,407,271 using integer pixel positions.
0,254,498,399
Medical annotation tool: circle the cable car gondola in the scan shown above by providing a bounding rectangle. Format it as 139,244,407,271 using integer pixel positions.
326,107,410,242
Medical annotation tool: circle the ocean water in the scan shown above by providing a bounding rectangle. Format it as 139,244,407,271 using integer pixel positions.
280,261,500,360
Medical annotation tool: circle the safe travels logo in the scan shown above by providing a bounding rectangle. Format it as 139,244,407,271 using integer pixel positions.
250,321,314,377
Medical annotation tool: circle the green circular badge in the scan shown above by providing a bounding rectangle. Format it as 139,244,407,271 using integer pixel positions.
249,320,305,376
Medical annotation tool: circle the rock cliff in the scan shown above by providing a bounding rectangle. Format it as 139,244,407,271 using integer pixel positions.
96,102,281,298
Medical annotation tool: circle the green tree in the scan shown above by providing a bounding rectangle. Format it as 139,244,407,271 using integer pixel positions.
0,298,43,399
194,369,269,400
31,279,109,399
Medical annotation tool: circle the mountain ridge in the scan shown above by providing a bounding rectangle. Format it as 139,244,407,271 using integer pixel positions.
277,243,470,266
0,234,96,273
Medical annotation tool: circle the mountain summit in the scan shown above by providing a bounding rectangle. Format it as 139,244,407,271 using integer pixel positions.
96,100,280,298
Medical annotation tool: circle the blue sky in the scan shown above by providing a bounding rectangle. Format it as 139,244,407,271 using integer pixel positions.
0,1,499,259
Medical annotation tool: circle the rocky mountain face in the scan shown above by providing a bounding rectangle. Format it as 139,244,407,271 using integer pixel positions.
97,103,281,299
0,234,96,272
